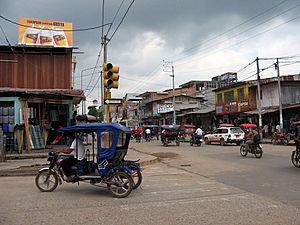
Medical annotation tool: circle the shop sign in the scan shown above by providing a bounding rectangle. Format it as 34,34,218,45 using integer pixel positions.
18,17,72,47
158,103,174,114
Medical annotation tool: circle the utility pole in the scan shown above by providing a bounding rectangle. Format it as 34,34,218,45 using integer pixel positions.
171,65,176,125
102,35,111,122
276,58,283,133
163,61,176,125
256,57,263,138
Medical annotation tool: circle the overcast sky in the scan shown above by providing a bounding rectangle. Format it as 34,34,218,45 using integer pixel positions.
1,0,300,107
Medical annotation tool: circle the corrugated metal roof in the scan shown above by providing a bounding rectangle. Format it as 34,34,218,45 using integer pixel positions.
0,87,85,98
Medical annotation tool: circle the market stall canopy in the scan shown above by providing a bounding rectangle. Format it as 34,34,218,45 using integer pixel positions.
240,123,257,128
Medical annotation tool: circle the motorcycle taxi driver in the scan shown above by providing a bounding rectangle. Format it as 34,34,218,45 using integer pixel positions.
55,133,86,181
245,128,259,150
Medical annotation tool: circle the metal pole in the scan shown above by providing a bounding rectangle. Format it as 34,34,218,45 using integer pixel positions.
276,58,283,133
103,35,109,122
256,57,263,138
171,65,176,124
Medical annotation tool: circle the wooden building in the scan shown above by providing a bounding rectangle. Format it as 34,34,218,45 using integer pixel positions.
0,45,84,153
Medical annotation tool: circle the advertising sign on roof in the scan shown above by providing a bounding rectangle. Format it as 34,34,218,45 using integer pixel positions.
18,18,72,47
158,103,174,114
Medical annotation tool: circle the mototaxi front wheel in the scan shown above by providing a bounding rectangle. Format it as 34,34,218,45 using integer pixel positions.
107,171,133,198
254,146,263,159
128,164,143,189
240,145,247,157
291,151,300,168
35,168,58,192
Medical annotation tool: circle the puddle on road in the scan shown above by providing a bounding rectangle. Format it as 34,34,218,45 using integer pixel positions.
151,152,180,159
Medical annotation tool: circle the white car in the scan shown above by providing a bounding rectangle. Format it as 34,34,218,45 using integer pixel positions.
204,127,245,146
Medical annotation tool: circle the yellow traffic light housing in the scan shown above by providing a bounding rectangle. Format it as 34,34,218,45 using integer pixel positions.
103,63,119,89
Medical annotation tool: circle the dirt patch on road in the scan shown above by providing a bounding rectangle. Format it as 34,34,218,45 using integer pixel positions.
151,152,180,159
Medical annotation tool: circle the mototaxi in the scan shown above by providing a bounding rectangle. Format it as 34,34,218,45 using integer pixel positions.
180,124,195,142
35,123,141,198
142,125,159,140
160,125,181,146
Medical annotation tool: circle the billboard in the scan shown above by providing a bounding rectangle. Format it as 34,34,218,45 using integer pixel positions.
158,103,174,114
18,18,72,47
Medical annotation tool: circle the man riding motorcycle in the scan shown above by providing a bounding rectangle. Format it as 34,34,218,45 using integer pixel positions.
245,128,260,150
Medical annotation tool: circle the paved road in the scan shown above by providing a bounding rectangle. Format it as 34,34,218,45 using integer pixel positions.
1,140,300,225
132,140,300,208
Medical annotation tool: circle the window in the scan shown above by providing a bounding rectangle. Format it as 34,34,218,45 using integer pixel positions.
217,93,222,105
100,132,113,148
230,127,243,133
117,132,127,148
237,88,244,103
224,90,234,104
221,129,228,134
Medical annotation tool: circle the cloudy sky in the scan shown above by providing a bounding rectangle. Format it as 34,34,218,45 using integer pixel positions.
1,0,300,107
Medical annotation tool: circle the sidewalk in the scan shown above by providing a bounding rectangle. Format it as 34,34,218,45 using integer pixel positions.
0,146,158,177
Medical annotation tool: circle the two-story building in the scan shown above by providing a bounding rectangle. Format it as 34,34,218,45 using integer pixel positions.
214,74,300,131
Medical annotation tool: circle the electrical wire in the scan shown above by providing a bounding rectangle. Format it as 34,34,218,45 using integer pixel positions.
176,13,300,68
108,0,135,41
0,15,111,32
106,0,126,36
176,2,300,65
120,74,170,88
85,45,104,94
166,0,290,61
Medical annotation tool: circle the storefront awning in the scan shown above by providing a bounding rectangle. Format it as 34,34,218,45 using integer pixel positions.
244,103,300,115
187,107,215,115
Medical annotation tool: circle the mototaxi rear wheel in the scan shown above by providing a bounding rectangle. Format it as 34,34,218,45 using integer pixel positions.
35,168,58,192
107,171,133,198
128,164,143,189
291,151,300,168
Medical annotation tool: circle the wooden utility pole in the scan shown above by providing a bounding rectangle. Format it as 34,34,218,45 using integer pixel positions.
276,58,283,133
256,57,263,138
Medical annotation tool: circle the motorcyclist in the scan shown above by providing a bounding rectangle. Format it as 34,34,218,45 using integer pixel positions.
135,127,142,141
245,128,260,150
194,126,203,143
55,133,86,181
145,128,151,140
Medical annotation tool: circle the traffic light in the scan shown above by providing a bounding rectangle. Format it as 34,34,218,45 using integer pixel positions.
103,63,119,89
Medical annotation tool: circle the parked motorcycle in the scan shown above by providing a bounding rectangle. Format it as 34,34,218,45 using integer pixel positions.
240,139,263,158
190,133,203,146
271,132,289,145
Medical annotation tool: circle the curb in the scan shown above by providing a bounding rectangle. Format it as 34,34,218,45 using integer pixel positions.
139,158,160,166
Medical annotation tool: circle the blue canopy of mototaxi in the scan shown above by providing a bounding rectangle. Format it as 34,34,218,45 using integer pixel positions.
160,125,181,129
59,122,131,133
59,123,131,160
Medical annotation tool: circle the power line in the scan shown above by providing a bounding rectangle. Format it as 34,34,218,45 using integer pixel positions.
166,0,290,61
176,2,300,65
0,15,111,32
120,74,170,88
177,13,300,67
236,59,257,73
106,0,126,36
108,0,135,41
